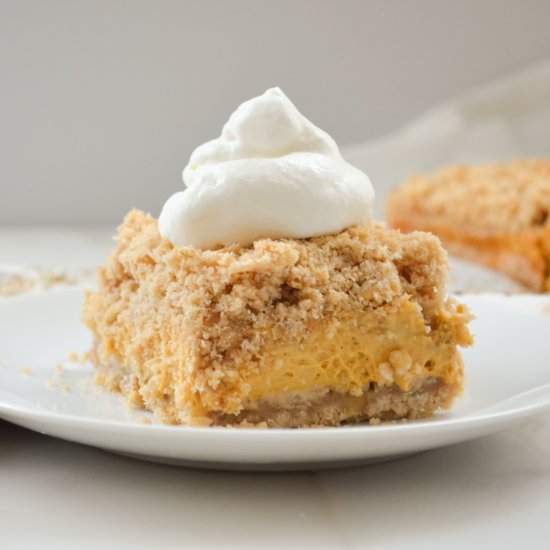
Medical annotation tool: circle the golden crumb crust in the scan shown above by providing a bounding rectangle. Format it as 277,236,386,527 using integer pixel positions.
388,158,550,231
387,158,550,291
83,210,472,426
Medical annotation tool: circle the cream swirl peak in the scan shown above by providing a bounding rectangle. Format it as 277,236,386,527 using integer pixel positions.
158,87,374,249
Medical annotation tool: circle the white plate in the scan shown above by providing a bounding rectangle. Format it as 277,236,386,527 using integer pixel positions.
1,287,550,471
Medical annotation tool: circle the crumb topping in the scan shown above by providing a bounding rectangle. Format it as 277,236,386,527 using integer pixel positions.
388,158,550,231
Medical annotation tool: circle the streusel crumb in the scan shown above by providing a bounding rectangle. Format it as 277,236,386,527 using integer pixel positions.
388,158,550,231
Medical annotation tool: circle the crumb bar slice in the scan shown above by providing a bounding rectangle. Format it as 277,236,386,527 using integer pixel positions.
83,210,472,427
386,159,550,292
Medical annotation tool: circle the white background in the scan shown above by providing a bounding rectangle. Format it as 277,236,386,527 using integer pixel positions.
1,0,550,225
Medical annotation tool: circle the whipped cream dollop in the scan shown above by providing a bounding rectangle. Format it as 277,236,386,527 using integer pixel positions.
158,87,374,249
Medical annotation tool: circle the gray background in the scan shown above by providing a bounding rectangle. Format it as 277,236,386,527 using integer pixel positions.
2,0,550,226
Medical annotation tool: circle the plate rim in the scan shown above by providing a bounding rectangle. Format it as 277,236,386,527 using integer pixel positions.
2,286,550,468
1,388,549,437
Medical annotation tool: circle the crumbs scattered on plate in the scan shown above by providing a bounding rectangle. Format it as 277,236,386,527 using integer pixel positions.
66,351,90,364
137,417,153,425
46,362,71,393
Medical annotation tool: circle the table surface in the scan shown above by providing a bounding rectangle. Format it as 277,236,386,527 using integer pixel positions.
1,227,550,550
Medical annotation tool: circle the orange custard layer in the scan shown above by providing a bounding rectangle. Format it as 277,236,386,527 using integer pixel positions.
246,298,465,401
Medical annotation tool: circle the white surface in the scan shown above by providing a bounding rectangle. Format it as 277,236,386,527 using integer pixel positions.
2,1,550,225
0,226,113,269
2,288,550,471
